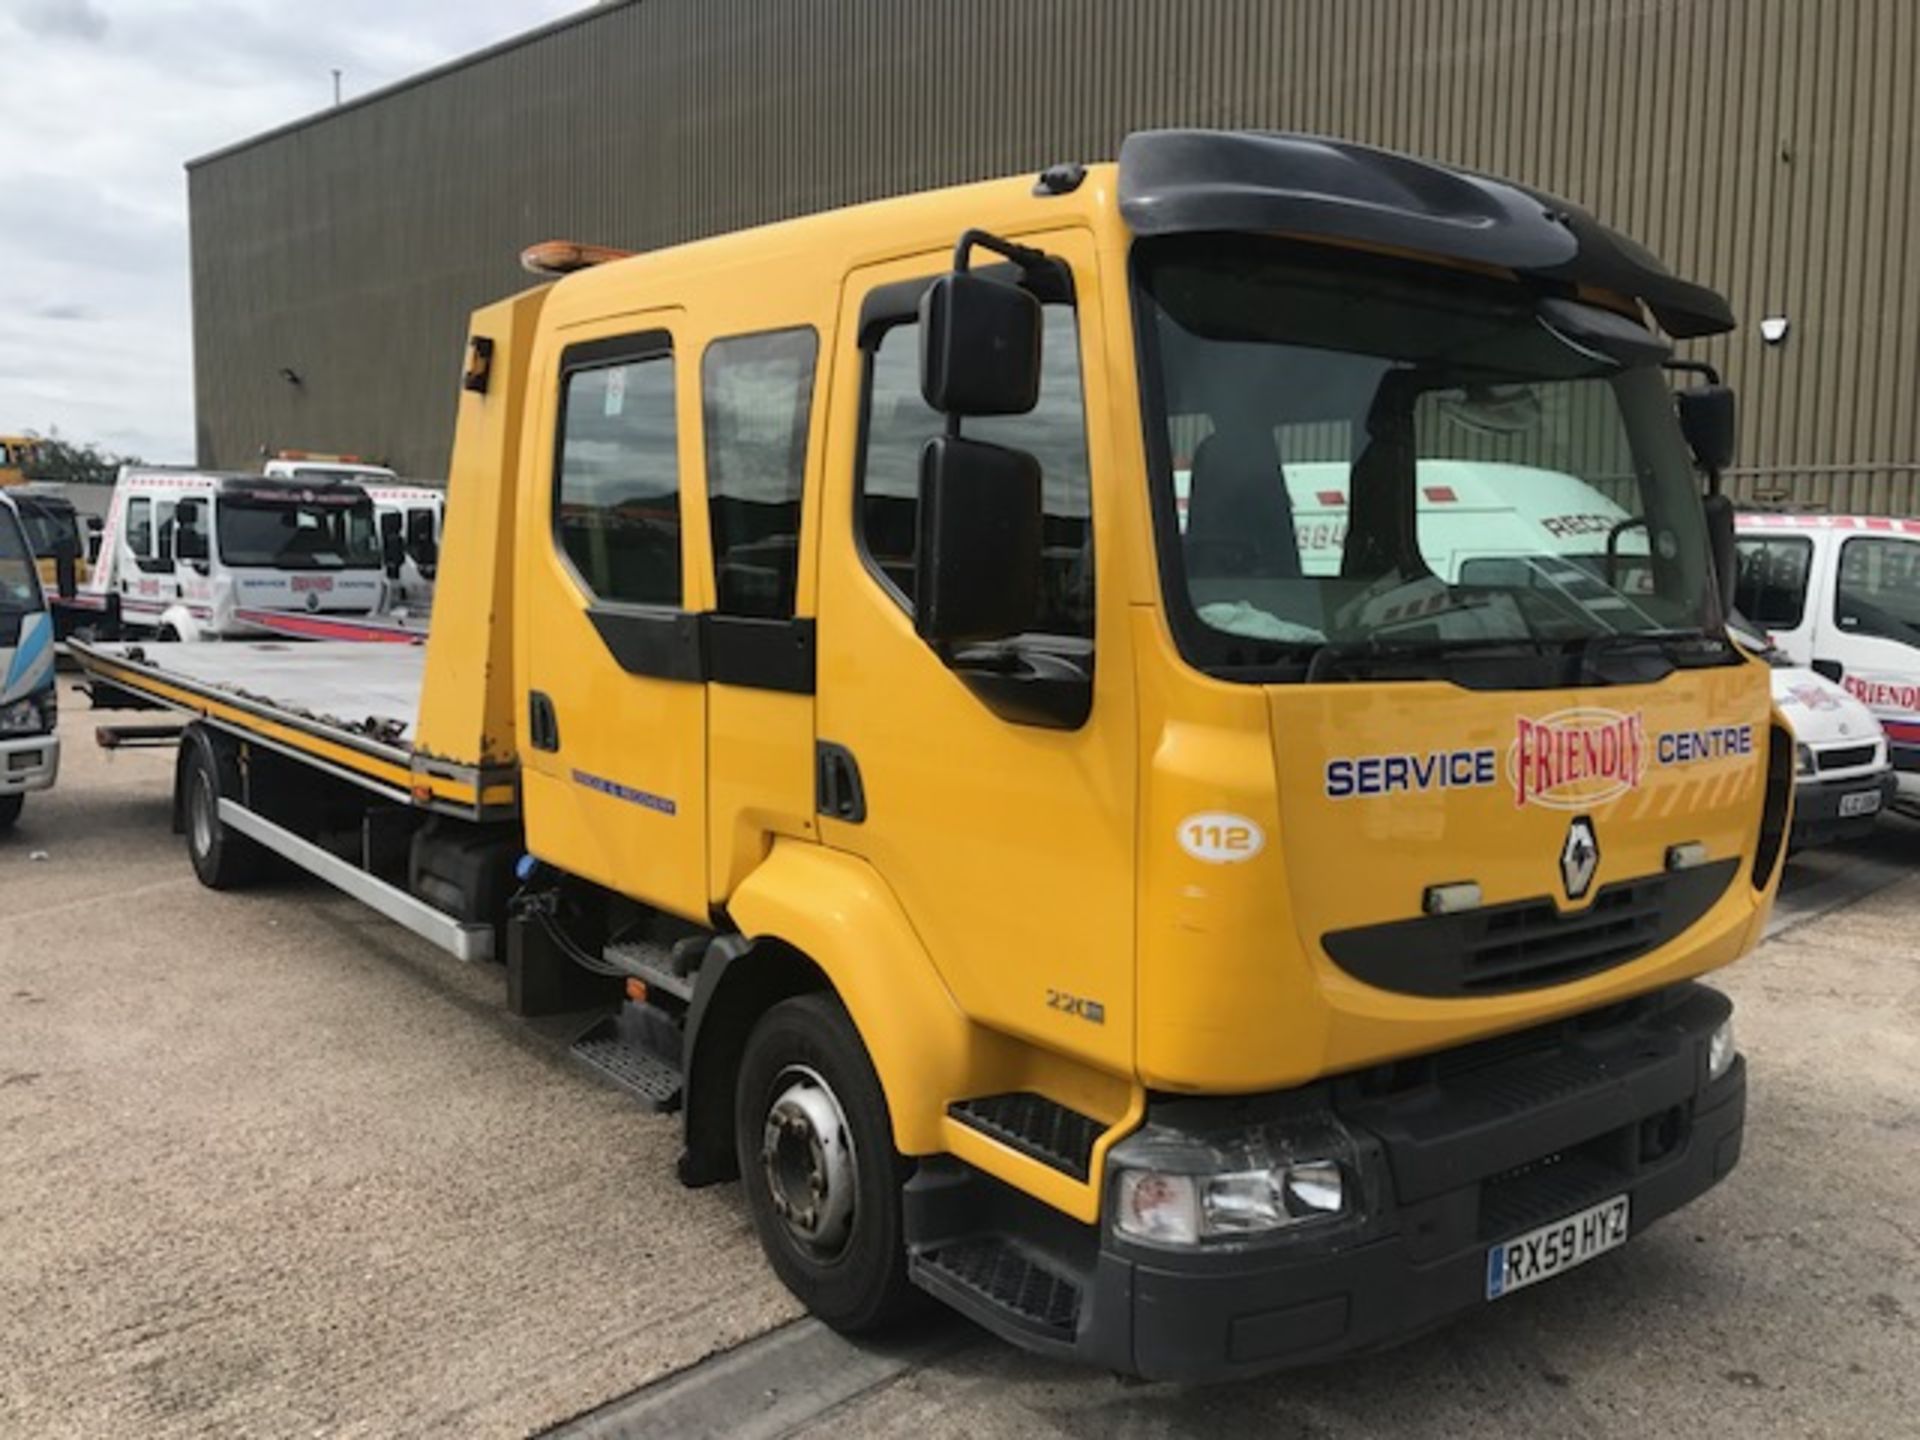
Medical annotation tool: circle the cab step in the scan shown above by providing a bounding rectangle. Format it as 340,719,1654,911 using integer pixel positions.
571,1001,684,1112
601,934,705,1004
948,1092,1101,1182
912,1236,1082,1343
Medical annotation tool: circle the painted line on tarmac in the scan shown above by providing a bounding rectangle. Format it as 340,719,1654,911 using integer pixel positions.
542,1317,974,1440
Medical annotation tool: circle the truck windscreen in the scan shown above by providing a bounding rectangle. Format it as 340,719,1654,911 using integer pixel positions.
217,495,381,570
1135,235,1726,684
0,508,44,612
15,500,79,558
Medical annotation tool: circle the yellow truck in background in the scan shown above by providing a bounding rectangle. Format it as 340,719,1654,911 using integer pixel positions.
76,130,1784,1381
0,435,44,488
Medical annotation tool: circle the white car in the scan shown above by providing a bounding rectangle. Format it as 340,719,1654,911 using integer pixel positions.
1730,613,1894,849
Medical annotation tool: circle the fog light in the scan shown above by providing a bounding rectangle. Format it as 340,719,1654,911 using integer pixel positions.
1708,1017,1737,1082
1115,1169,1200,1244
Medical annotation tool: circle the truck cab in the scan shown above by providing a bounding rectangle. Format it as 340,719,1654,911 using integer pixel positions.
477,134,1777,1376
365,483,444,613
87,467,386,639
0,491,60,829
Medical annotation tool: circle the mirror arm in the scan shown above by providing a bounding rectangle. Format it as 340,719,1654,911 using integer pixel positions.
1662,358,1723,386
950,227,1048,277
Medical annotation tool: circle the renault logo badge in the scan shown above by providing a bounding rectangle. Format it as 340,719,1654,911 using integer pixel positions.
1561,816,1600,901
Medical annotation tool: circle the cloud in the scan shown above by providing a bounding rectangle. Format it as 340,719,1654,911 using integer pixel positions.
0,1,584,462
16,0,108,42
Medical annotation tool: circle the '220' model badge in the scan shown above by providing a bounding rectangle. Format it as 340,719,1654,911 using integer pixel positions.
1509,708,1648,810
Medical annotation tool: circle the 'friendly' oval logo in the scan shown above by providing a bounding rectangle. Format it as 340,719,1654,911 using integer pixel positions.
1508,708,1647,810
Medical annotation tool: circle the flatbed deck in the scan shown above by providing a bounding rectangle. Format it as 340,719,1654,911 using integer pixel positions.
71,638,513,820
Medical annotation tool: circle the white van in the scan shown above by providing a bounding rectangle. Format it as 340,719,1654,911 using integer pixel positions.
0,491,60,829
85,467,386,639
1734,513,1920,802
1725,610,1894,846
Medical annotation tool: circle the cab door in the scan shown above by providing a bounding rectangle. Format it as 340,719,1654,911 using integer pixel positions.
516,314,713,920
813,231,1136,1072
1821,531,1920,762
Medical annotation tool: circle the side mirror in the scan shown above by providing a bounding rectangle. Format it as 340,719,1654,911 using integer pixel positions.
1702,491,1738,618
173,514,208,562
919,271,1042,416
914,435,1042,644
382,532,406,578
86,516,103,563
1677,384,1737,477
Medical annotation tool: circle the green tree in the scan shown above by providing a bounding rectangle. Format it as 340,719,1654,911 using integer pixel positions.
18,432,141,485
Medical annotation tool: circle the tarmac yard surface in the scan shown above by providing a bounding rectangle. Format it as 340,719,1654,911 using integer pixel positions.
2,683,1916,1438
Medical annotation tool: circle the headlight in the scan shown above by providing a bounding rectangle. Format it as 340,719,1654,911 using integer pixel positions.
1707,1017,1738,1083
1795,742,1815,778
1110,1115,1357,1246
0,694,52,734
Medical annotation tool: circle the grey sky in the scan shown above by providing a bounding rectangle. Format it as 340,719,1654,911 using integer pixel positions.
0,0,580,462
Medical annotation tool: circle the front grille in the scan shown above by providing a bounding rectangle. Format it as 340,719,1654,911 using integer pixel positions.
1816,743,1877,772
1322,859,1739,998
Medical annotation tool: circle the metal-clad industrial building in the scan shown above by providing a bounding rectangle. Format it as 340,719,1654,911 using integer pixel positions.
190,0,1920,511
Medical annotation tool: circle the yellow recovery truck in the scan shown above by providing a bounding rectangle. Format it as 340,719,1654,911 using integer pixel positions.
77,131,1784,1381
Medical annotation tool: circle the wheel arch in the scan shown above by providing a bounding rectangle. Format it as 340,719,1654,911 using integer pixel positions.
680,840,1016,1185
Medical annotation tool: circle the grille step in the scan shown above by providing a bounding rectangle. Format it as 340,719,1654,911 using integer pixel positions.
913,1237,1081,1340
948,1093,1100,1181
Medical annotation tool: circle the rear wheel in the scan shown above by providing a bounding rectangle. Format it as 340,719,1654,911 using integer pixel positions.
0,793,21,831
182,731,264,889
734,992,919,1333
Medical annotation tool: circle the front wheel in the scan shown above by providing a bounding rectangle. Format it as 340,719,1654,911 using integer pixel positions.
734,993,920,1334
0,792,21,831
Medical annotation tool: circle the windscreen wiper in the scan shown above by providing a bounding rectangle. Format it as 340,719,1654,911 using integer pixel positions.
1303,634,1552,683
1572,628,1732,681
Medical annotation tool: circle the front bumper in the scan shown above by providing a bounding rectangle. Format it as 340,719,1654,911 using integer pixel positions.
910,984,1744,1383
1791,769,1896,849
0,731,60,795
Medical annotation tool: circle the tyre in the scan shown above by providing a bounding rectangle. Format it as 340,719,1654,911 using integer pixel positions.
0,793,21,831
734,992,920,1333
181,731,264,890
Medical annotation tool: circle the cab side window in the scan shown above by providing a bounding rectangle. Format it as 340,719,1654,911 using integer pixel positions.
1733,536,1813,629
126,497,152,558
555,337,680,607
858,303,1093,637
1836,536,1920,643
703,328,816,619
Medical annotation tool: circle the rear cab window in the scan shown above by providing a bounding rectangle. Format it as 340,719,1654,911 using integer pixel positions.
554,335,682,608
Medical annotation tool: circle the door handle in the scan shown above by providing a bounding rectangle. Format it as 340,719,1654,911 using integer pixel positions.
529,690,561,752
816,741,866,823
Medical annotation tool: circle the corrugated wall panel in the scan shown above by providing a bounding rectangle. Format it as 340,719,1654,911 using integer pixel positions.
191,0,1920,511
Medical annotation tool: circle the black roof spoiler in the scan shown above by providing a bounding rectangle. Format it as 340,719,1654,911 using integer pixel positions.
1116,129,1735,339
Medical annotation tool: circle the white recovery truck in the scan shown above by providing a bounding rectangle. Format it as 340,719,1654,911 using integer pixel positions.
71,467,388,640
